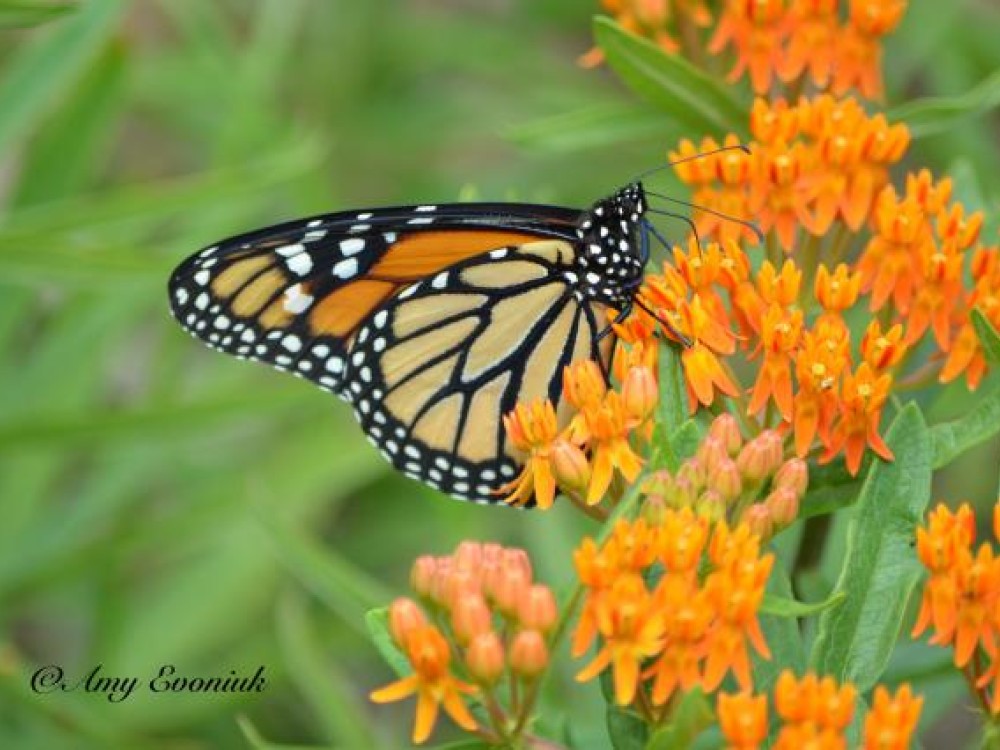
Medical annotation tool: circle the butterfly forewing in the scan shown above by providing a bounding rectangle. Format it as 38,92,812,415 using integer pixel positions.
345,240,612,503
168,202,580,395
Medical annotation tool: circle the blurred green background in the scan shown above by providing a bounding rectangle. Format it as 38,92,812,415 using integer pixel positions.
0,1,997,748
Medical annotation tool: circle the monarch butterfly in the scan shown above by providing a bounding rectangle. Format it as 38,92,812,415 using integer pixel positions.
167,170,730,505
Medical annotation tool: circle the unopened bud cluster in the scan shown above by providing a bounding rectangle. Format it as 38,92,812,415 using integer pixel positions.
403,541,556,682
642,414,808,539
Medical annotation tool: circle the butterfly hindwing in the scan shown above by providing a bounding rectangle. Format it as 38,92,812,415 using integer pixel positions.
345,240,612,503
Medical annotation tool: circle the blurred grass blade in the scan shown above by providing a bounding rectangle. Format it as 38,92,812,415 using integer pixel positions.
237,715,333,750
0,0,76,28
0,134,324,241
505,102,670,153
0,0,119,152
277,592,380,749
0,391,315,451
14,39,125,205
890,68,1000,138
593,16,747,136
809,403,932,691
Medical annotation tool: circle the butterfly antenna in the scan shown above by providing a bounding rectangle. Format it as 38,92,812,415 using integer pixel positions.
633,295,692,348
643,215,701,257
631,143,751,184
647,195,765,246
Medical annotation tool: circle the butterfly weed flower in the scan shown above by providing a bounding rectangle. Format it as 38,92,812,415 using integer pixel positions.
717,691,769,750
912,500,1000,714
369,622,479,744
773,671,856,749
370,542,562,745
863,684,924,750
589,0,908,100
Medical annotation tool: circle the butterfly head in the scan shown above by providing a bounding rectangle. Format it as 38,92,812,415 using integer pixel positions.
575,182,648,306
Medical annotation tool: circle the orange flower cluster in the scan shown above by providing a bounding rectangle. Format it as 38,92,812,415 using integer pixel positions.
615,95,996,474
710,0,907,97
501,360,657,509
590,0,907,100
912,500,1000,713
581,0,712,65
643,414,809,538
572,510,773,708
717,672,922,750
675,96,911,251
370,542,556,744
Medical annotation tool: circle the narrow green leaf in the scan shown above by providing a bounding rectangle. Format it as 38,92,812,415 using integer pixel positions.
0,391,316,451
645,689,712,750
0,0,120,152
236,715,334,750
658,344,687,432
505,102,672,153
654,344,692,469
760,590,845,618
972,308,1000,364
930,379,1000,469
809,403,933,691
365,608,411,678
14,39,126,206
889,69,1000,138
593,17,747,136
753,566,806,700
0,0,76,28
276,593,378,749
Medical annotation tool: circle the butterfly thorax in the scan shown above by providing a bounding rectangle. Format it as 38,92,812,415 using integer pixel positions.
572,182,648,308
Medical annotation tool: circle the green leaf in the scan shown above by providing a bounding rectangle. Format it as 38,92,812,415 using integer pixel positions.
593,17,746,137
972,308,1000,364
760,590,845,618
930,379,1000,469
606,705,649,750
889,69,1000,138
276,593,377,749
0,0,120,153
599,669,650,750
365,607,411,678
645,689,712,750
809,403,933,691
0,0,76,28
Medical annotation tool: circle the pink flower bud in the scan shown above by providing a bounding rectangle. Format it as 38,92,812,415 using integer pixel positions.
708,456,743,502
517,584,558,633
466,631,505,685
621,365,658,422
451,592,493,645
410,555,437,598
742,504,774,539
509,629,549,679
766,487,800,528
551,439,591,493
388,598,427,646
709,413,743,456
773,458,809,498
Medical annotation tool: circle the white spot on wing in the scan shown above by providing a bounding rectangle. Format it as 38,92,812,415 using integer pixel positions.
340,238,365,255
333,258,359,279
